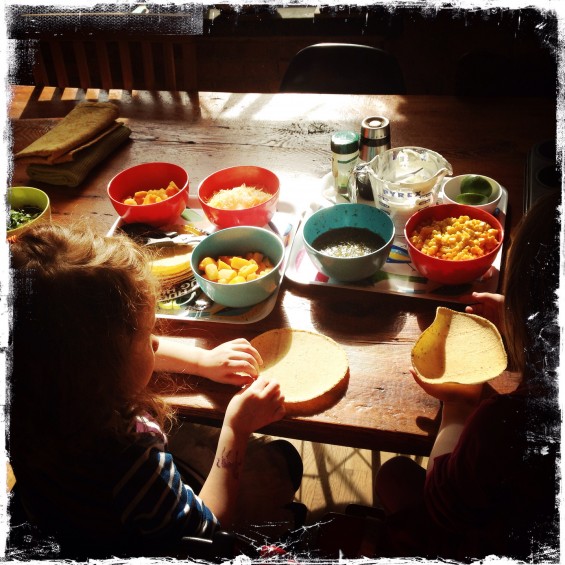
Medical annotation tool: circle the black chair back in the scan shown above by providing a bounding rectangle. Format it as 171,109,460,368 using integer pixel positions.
280,43,406,94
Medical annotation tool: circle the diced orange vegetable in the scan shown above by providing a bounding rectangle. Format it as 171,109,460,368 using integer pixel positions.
165,181,180,196
218,268,237,281
204,263,219,281
230,256,249,270
122,182,181,206
198,252,275,285
239,264,258,278
199,257,215,271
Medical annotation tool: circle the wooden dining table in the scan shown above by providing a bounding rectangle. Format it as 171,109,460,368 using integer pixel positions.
9,85,556,456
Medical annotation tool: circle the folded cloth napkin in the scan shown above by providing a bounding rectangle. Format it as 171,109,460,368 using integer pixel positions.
15,102,120,164
26,124,132,188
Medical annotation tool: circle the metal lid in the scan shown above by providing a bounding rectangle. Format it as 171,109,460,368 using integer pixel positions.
331,131,359,155
360,116,390,141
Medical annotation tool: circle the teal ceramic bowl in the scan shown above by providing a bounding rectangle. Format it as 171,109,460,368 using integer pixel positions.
190,226,285,308
302,203,395,282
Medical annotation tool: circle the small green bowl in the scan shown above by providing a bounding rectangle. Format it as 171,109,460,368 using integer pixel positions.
7,186,51,239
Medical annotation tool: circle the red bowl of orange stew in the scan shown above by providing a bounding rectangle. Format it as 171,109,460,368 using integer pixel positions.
107,162,189,227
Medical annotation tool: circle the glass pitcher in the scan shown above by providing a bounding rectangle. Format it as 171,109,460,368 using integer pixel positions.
365,147,453,236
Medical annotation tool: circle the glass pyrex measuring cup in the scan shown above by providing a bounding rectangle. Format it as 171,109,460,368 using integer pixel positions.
366,147,453,235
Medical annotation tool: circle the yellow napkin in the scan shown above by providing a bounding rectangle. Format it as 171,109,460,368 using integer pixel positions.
15,102,120,164
26,124,132,188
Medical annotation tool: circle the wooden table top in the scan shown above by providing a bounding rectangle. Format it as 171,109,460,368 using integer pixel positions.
9,86,556,455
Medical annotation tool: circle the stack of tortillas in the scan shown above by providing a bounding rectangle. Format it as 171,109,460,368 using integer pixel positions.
251,329,349,416
149,246,194,288
411,307,507,384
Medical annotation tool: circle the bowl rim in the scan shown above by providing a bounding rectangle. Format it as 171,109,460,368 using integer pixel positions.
404,203,504,263
191,226,285,287
8,185,50,201
107,162,189,208
302,203,396,260
197,166,280,211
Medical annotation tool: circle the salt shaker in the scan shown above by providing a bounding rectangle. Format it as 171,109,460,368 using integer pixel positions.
353,116,392,201
331,131,359,198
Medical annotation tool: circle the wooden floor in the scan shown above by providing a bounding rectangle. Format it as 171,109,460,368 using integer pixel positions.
284,438,426,525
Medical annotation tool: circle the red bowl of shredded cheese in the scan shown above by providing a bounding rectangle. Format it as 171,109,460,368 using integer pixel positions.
198,166,280,228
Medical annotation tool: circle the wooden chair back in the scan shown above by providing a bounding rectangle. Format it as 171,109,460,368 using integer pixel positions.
32,35,198,92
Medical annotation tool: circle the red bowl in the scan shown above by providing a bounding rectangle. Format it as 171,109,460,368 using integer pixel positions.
108,162,189,227
404,204,504,285
198,166,279,228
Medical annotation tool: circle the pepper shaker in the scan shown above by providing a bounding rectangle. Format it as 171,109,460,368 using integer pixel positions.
355,116,392,201
331,131,359,198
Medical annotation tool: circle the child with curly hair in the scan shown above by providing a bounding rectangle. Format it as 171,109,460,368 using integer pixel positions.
9,222,300,558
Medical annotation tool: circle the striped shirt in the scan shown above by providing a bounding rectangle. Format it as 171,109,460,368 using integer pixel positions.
113,434,219,542
13,418,219,554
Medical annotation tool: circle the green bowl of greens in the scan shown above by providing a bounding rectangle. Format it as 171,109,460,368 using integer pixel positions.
7,186,51,239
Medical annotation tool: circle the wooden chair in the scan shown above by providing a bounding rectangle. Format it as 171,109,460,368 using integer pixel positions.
31,35,199,93
279,43,406,94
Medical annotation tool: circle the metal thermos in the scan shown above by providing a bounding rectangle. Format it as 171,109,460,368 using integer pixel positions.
356,116,391,200
359,116,391,161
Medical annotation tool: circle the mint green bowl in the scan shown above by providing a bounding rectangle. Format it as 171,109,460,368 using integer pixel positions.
303,203,395,282
190,226,284,308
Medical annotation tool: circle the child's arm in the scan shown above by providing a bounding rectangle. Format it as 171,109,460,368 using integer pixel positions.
198,377,285,526
411,370,483,474
154,336,262,385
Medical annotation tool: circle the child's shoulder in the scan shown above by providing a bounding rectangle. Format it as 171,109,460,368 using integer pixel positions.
135,414,167,443
111,415,167,461
112,427,167,476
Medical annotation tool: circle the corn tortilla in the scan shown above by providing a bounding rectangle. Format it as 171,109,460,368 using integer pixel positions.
149,246,193,277
412,307,507,384
251,329,349,416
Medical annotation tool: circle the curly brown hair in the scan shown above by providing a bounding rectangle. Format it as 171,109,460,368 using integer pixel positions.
502,190,561,393
9,222,173,460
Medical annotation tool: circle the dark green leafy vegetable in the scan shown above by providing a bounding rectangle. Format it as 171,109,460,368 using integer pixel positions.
8,206,42,230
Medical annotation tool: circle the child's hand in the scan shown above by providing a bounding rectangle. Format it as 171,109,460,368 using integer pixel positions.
224,377,285,436
411,370,483,407
198,338,263,386
464,292,505,335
